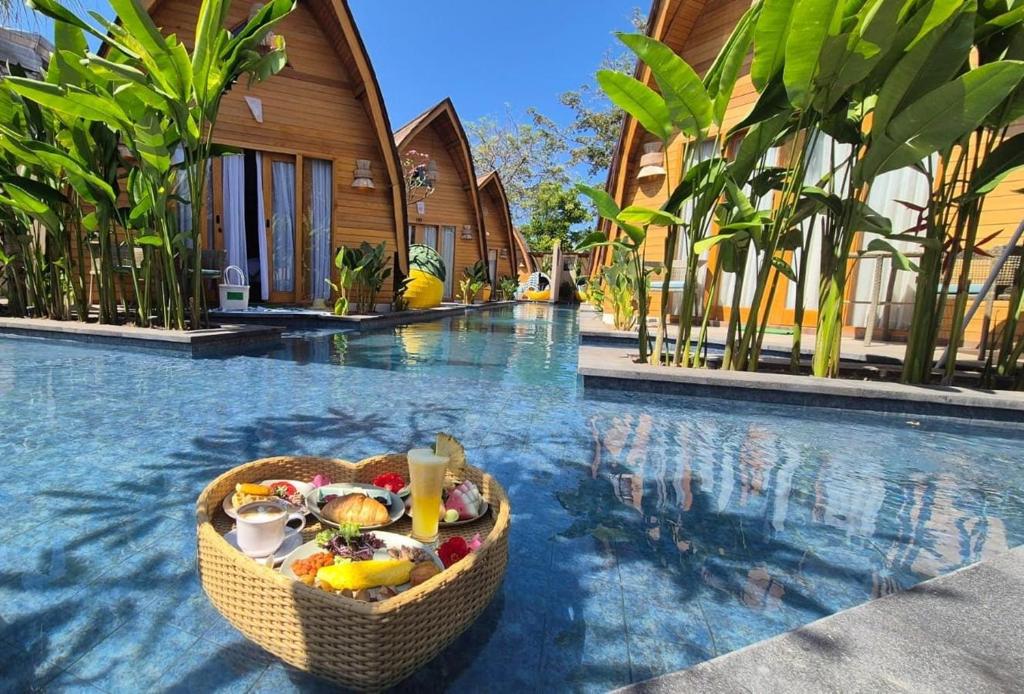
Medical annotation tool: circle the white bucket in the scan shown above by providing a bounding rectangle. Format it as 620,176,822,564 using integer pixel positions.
218,265,250,311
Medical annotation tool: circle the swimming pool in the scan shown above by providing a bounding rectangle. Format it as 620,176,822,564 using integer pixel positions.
1,304,1022,692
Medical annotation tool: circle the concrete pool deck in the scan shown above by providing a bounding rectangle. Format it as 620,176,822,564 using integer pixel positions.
619,545,1024,693
0,317,284,356
211,300,518,331
579,344,1024,422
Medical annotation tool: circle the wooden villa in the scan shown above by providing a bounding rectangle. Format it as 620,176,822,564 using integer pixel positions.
593,0,1024,346
394,98,489,300
145,0,408,309
477,171,519,285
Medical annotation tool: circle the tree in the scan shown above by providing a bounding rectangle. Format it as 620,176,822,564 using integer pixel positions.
466,104,567,222
520,181,591,254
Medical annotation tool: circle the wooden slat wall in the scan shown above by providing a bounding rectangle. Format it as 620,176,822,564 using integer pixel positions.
479,184,515,281
403,123,485,291
150,0,401,303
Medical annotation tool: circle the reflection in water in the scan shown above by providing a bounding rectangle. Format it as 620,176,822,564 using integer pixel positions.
571,408,1022,628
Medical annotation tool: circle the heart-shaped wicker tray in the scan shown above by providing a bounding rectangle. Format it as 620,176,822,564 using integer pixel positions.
195,454,509,690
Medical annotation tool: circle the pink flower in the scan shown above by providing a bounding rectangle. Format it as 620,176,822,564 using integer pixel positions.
311,473,331,488
467,533,483,553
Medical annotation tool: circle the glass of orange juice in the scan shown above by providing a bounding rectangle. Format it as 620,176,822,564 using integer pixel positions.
408,448,449,543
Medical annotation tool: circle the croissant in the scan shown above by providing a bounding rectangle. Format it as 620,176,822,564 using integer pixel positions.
322,493,390,526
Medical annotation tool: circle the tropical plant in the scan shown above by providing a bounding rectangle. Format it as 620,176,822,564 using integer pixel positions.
459,260,489,304
581,0,1024,388
584,275,606,312
497,276,518,301
325,242,392,315
602,247,640,331
576,183,679,362
2,0,295,330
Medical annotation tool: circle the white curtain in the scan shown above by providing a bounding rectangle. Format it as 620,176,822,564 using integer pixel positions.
488,250,498,285
785,133,854,311
221,154,247,278
423,226,438,249
310,159,333,301
441,226,456,299
853,164,932,330
256,153,269,300
271,160,296,294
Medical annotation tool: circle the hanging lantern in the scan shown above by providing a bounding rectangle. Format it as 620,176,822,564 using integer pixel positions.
352,159,375,189
637,141,667,180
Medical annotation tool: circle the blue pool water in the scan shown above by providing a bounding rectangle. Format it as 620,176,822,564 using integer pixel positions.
1,304,1023,692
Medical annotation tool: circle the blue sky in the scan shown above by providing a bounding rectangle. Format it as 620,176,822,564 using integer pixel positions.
12,1,641,131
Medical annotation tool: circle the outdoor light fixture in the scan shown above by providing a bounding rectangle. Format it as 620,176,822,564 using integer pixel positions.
637,141,667,181
499,248,508,259
352,159,375,189
461,225,474,240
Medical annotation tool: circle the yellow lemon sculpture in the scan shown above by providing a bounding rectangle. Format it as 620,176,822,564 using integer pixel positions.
404,244,447,309
525,289,551,302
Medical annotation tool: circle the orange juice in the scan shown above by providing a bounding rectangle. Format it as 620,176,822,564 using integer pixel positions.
408,448,449,543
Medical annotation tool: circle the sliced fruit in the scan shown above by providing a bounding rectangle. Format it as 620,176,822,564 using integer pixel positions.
446,480,484,520
435,433,466,475
444,509,460,523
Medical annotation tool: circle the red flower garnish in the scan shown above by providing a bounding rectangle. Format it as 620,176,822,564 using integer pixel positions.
372,472,405,494
437,537,469,568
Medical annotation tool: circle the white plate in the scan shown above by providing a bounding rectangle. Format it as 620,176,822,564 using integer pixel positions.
225,527,304,566
405,498,490,527
278,531,443,586
304,483,405,529
221,479,314,519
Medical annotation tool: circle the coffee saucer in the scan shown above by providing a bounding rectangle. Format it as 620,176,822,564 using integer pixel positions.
224,528,304,566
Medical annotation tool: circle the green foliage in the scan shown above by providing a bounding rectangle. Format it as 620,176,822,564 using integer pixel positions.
325,242,393,315
583,0,1024,386
459,260,489,304
497,276,519,301
0,0,294,330
520,182,592,254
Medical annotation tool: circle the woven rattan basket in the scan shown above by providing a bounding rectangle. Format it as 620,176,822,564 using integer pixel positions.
195,454,510,690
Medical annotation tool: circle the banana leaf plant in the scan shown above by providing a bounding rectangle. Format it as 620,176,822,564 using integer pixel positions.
577,184,677,363
7,0,295,330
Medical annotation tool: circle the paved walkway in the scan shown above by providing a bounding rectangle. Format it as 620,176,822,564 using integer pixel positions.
617,546,1024,693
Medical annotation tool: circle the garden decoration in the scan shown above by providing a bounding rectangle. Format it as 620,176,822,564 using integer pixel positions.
404,244,446,309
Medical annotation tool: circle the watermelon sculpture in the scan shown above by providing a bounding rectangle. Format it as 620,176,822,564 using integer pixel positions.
404,244,446,309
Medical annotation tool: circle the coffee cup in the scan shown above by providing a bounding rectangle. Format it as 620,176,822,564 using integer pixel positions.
235,499,306,558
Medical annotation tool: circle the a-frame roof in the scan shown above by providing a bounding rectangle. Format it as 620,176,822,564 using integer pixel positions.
137,0,410,272
394,98,488,264
477,170,518,273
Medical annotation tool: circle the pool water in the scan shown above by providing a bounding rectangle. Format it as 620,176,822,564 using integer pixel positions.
1,304,1022,692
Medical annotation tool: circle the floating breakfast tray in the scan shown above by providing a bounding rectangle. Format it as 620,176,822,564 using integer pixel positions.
195,454,510,690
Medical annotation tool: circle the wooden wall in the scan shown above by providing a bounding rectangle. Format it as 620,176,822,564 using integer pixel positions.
402,121,485,297
149,0,402,304
479,180,516,281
